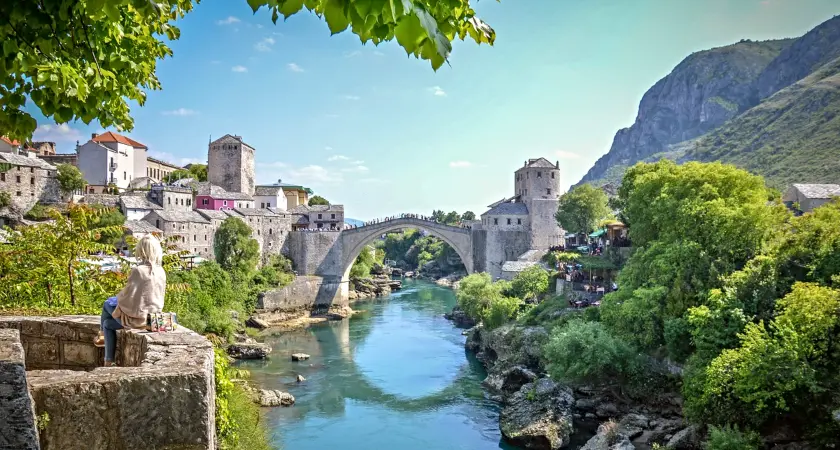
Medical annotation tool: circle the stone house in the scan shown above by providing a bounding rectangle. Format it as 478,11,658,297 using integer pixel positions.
120,220,164,253
149,184,193,211
146,156,181,182
782,184,840,214
77,132,147,192
142,210,214,258
254,184,288,210
208,134,255,196
235,208,292,258
480,201,530,229
279,182,310,208
289,204,344,230
119,194,163,221
0,153,61,216
195,182,254,210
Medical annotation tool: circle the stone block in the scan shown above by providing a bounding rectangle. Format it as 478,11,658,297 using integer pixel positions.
41,321,77,340
20,320,43,337
61,342,99,367
25,339,59,367
31,379,117,450
0,329,39,450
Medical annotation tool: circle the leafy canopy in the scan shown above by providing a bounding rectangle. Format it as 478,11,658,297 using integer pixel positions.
308,195,330,206
508,265,550,301
214,217,260,279
55,163,86,194
555,184,610,234
1,0,497,141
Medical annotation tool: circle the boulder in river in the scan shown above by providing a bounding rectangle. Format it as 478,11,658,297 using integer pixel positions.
227,343,272,360
246,316,270,329
483,365,538,397
580,420,635,450
257,389,295,407
444,306,476,328
500,378,574,450
291,353,310,361
296,374,306,382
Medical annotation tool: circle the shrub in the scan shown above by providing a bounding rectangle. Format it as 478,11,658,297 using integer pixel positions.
214,348,272,450
705,425,761,450
543,320,639,387
485,296,522,329
508,265,550,301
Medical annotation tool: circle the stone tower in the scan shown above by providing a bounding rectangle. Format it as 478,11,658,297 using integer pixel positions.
208,134,255,196
514,158,563,249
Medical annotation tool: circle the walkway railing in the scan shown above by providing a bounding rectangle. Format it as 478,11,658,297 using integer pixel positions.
346,214,472,230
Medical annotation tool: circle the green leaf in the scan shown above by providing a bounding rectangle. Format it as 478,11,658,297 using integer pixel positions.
247,0,265,12
323,0,351,34
279,0,305,18
394,13,424,55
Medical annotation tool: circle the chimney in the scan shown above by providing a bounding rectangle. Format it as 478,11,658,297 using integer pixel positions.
91,133,97,139
556,160,559,168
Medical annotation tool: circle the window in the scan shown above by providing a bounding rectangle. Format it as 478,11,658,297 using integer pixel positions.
15,191,21,196
30,177,34,185
546,188,551,195
331,214,336,219
551,172,555,179
317,223,324,229
0,173,4,181
223,200,227,206
123,171,127,180
168,198,171,205
507,218,511,225
30,192,34,197
172,224,176,229
156,219,160,228
318,214,322,219
194,235,197,241
202,198,209,205
493,218,498,225
537,171,542,178
261,202,265,208
517,218,522,225
30,167,34,173
258,230,261,236
89,188,95,194
269,228,273,235
205,235,207,241
187,199,191,206
15,176,20,183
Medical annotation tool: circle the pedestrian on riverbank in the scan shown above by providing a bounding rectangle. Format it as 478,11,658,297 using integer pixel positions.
93,235,167,366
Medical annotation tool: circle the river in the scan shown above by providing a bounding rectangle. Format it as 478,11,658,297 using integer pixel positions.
238,279,516,450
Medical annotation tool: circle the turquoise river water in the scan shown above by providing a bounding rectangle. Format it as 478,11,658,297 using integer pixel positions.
238,279,518,450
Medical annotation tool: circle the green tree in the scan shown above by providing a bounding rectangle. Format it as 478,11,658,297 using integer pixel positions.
308,195,330,206
461,211,476,221
555,184,610,234
1,0,497,141
705,426,762,450
55,164,86,196
443,211,460,225
163,169,191,183
431,210,446,222
508,265,550,301
350,246,376,278
186,163,207,181
214,218,259,279
543,320,639,387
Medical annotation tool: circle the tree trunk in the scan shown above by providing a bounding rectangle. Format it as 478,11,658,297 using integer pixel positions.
67,262,75,306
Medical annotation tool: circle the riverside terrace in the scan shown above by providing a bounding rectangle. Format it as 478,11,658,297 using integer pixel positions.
0,316,215,450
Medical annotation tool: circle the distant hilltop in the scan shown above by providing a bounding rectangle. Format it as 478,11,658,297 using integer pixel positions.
576,14,840,190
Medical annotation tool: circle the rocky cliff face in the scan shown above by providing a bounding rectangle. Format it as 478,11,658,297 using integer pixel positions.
755,15,840,100
578,40,790,186
577,15,840,189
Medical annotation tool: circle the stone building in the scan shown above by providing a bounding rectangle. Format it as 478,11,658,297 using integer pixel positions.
0,153,61,217
142,210,214,258
146,156,182,182
149,184,193,211
195,182,254,210
289,204,345,230
782,184,840,214
235,208,293,258
119,194,163,221
208,134,255,196
472,157,564,279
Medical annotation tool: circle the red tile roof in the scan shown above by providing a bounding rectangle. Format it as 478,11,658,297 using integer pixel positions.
92,131,147,148
1,136,21,146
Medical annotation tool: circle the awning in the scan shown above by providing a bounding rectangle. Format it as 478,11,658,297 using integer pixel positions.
589,229,606,238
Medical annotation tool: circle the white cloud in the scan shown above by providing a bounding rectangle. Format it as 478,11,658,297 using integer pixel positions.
449,161,472,168
256,24,264,29
343,50,361,58
342,95,361,101
325,146,334,151
351,159,365,165
287,63,304,73
342,165,369,173
217,16,240,25
161,108,197,116
32,123,83,144
373,50,385,57
429,86,446,97
255,37,276,52
258,161,289,170
289,165,336,184
555,150,580,159
327,155,349,162
231,65,248,73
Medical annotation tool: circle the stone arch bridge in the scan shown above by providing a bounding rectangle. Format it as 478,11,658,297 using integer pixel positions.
285,217,475,308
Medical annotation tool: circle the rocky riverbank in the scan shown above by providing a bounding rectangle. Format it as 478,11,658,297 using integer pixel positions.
461,323,701,450
349,275,402,301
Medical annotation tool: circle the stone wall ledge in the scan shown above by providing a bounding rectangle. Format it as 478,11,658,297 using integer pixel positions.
0,315,216,450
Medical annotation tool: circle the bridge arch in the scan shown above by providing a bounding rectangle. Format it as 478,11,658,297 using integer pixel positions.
339,217,474,281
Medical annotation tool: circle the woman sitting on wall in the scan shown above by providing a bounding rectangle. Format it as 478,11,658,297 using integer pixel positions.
93,234,167,366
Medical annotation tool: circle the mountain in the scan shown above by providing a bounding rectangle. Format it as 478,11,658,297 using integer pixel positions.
576,15,840,189
345,218,364,227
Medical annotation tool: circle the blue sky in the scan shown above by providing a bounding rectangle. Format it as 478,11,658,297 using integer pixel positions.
28,0,840,220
